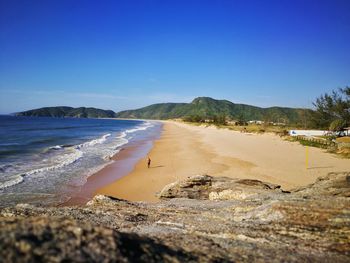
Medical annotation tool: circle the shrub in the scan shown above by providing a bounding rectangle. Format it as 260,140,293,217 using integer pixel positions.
329,119,347,132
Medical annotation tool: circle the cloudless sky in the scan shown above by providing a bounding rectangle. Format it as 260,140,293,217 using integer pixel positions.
0,0,349,113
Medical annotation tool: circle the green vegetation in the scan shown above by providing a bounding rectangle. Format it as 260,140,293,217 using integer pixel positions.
329,119,348,132
292,136,335,149
116,97,310,124
289,135,350,158
234,114,247,126
183,113,227,125
312,87,350,130
16,88,350,135
285,87,350,157
227,124,289,135
16,107,117,118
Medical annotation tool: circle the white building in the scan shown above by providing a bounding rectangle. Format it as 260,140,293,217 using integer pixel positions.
248,120,264,125
289,130,328,137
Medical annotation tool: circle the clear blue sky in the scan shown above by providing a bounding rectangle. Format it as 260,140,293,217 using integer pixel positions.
1,0,349,113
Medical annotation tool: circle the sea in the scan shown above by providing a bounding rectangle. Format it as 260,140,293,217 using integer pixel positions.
0,115,161,207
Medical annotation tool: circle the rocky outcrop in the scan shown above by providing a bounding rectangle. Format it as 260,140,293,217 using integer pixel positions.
157,174,285,200
0,216,198,263
1,172,349,262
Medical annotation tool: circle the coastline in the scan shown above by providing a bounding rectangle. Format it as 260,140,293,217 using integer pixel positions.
62,121,162,206
97,120,218,201
97,121,350,202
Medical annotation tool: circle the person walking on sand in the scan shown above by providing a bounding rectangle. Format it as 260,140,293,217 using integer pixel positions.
147,157,151,168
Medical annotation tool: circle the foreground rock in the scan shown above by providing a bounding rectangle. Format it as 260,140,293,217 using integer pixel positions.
157,174,285,200
0,172,349,262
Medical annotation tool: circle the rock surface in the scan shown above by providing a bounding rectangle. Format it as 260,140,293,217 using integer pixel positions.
157,174,285,200
1,172,350,262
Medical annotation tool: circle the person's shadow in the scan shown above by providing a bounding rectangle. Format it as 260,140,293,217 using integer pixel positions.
150,165,164,168
307,166,333,170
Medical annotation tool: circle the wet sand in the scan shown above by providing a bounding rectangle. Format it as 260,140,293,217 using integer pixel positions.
63,123,161,206
97,121,350,202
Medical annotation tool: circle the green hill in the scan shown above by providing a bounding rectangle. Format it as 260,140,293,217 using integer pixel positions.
15,106,116,118
116,97,311,124
15,97,312,124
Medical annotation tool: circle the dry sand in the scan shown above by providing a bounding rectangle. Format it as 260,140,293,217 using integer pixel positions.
98,121,349,202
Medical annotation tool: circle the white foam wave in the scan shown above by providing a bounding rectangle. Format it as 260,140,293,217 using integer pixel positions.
76,133,111,149
0,175,24,190
125,122,154,134
49,145,62,150
0,149,83,190
48,133,111,152
102,122,154,160
103,135,129,160
0,123,155,191
103,147,123,161
117,131,127,139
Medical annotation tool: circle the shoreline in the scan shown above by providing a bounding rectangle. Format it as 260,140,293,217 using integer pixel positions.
96,121,350,202
62,121,162,206
97,120,217,201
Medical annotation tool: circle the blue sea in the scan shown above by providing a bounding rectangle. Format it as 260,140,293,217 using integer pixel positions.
0,115,161,207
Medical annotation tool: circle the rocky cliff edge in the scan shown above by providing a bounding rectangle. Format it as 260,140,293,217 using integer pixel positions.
1,172,349,262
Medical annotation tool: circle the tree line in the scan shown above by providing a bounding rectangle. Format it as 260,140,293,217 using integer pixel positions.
183,114,227,125
183,86,350,133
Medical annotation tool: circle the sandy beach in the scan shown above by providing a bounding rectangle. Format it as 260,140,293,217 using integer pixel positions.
97,121,350,202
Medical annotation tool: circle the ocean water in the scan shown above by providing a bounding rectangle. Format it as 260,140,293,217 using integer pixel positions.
0,115,161,207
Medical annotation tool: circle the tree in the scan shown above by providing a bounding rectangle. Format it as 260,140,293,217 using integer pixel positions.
211,114,227,125
217,114,227,125
329,119,347,132
183,115,204,123
263,112,272,128
294,109,315,129
236,114,246,126
312,87,350,129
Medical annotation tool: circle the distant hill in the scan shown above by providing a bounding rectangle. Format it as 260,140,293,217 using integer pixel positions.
15,97,312,124
116,97,311,124
15,107,116,118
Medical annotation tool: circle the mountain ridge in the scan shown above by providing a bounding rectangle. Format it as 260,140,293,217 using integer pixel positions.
15,106,116,118
15,97,312,123
116,97,311,124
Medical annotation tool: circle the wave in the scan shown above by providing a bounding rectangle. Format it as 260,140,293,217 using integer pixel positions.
101,122,153,160
0,175,24,190
0,164,13,173
125,122,154,134
0,122,155,191
0,143,19,146
103,138,128,160
117,131,127,139
47,144,76,151
47,133,112,152
75,133,111,149
19,125,104,132
1,133,112,189
49,145,62,150
0,149,83,190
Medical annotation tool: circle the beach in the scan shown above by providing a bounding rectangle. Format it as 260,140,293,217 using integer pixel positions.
97,121,350,202
63,121,161,206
